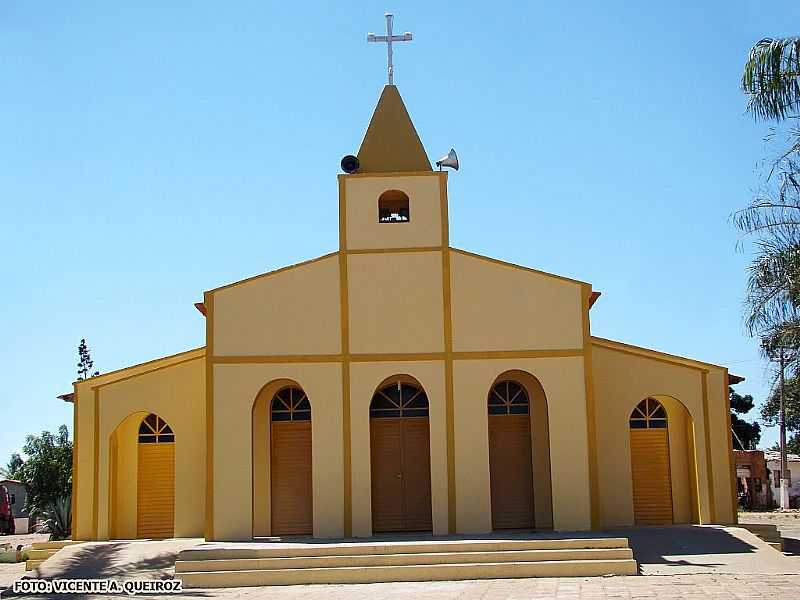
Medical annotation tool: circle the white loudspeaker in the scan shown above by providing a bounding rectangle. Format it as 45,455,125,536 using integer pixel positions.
435,148,459,171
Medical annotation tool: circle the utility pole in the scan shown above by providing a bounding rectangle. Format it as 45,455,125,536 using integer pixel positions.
762,338,791,509
778,346,790,509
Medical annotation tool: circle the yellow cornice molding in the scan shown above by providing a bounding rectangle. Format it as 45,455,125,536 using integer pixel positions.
210,349,585,364
347,246,443,255
448,247,590,287
76,347,206,390
206,252,339,295
338,170,444,179
591,336,725,372
90,355,205,391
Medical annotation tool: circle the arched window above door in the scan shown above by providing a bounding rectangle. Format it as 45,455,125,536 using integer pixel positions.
370,380,429,418
138,414,174,444
629,397,667,429
270,386,311,422
488,380,530,415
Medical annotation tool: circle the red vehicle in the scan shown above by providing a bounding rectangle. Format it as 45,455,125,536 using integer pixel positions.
0,485,15,535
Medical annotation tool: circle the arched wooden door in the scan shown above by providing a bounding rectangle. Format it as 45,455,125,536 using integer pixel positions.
270,386,313,535
488,380,534,529
136,414,175,539
629,397,674,525
369,379,432,533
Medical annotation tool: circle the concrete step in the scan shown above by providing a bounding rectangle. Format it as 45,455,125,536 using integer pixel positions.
178,558,639,587
26,549,58,560
176,547,634,572
30,540,80,551
768,541,784,552
25,541,82,570
179,537,631,561
24,559,45,571
738,524,784,546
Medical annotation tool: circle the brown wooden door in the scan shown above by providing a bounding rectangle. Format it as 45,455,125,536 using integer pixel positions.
630,429,673,525
271,420,313,535
489,414,534,529
370,417,432,533
136,443,175,539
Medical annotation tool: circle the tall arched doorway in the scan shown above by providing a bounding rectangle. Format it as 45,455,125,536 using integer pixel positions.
369,377,433,533
136,413,175,539
270,385,313,535
629,397,674,525
488,379,534,529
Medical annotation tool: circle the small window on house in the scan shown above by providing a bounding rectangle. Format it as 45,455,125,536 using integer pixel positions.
378,190,410,223
10,494,15,505
773,469,780,487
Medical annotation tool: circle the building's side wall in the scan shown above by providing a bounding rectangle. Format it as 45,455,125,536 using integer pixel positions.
707,368,737,523
767,458,800,502
449,251,584,352
71,352,205,541
452,356,591,532
73,381,95,541
212,362,344,541
2,482,28,518
344,174,443,251
347,251,444,354
213,255,341,357
97,357,205,539
591,343,735,526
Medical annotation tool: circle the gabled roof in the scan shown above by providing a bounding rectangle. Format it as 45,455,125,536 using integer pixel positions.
357,85,432,173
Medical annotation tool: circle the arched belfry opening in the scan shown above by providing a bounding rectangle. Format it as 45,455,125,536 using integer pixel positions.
136,413,175,539
269,385,313,536
369,376,433,533
378,190,410,223
487,371,553,530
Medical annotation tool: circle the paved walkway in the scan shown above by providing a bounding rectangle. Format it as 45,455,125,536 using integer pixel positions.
180,574,800,599
1,526,798,599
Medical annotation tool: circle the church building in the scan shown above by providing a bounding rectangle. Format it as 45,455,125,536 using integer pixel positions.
69,84,738,543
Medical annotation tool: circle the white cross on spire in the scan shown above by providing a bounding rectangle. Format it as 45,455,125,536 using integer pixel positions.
367,13,412,85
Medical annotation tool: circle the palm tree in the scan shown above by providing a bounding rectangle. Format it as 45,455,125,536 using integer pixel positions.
737,37,800,355
742,37,800,121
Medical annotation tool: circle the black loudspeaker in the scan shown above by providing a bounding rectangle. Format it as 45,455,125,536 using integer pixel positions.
341,155,360,174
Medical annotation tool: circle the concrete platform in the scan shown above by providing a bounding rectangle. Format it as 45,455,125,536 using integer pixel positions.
175,534,637,587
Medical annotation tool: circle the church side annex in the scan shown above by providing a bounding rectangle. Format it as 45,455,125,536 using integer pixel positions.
68,83,738,543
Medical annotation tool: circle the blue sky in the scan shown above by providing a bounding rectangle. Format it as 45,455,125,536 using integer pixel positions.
2,1,798,464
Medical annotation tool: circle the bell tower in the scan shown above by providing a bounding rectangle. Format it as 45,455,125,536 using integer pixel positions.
339,85,449,252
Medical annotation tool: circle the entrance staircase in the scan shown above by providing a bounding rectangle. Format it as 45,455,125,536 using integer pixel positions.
25,540,82,571
738,523,784,552
175,537,638,587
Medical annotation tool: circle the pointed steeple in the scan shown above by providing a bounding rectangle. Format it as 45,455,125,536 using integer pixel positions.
356,85,432,173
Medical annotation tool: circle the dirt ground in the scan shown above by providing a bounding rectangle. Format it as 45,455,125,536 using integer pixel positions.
0,533,48,551
738,509,800,524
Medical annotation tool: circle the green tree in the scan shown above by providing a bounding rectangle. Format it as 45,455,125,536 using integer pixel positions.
761,374,800,454
77,338,99,380
14,426,73,520
730,387,762,450
0,454,24,479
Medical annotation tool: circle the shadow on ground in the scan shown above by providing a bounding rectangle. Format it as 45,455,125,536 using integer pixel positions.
0,540,212,600
608,525,800,575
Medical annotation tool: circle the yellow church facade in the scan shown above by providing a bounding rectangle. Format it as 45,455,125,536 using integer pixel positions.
70,86,737,543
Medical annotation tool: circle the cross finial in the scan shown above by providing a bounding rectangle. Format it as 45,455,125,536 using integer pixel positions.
367,13,412,85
